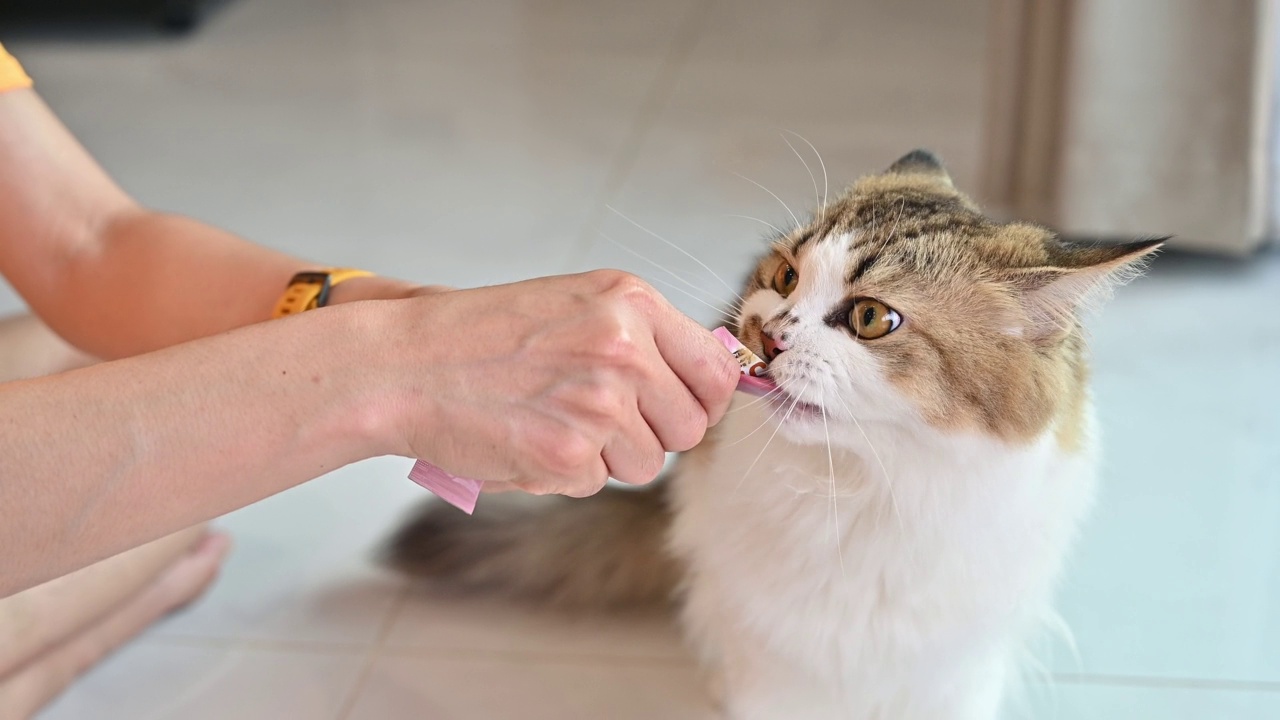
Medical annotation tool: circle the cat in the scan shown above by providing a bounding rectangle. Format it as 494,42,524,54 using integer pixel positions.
384,149,1162,719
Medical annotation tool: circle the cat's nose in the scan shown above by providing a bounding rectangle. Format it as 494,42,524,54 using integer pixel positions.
762,333,787,361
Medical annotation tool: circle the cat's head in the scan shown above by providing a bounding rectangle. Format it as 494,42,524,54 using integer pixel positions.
736,149,1162,447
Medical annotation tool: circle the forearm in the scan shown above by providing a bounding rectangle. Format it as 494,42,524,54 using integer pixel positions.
33,210,301,357
30,209,417,358
0,88,418,359
0,301,399,597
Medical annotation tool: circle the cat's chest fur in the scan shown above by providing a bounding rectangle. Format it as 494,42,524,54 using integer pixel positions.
667,397,1097,710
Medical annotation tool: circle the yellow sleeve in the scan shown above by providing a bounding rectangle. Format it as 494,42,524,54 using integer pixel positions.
0,42,33,93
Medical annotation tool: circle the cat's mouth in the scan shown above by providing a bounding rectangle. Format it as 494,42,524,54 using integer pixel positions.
767,388,823,421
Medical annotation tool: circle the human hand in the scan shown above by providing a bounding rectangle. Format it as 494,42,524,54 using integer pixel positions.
379,270,739,497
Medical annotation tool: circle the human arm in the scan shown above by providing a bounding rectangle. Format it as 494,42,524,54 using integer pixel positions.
0,86,421,359
0,84,738,597
0,272,739,598
0,302,391,596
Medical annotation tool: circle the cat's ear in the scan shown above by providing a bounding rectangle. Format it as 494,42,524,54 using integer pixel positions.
1001,233,1167,343
886,149,953,188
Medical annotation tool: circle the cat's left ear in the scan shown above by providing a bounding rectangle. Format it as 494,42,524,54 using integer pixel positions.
1001,232,1167,343
886,149,954,189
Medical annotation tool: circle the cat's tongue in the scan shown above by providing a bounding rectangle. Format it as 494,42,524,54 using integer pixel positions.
406,326,776,514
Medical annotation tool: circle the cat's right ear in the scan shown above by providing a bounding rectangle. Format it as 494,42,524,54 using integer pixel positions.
886,149,954,188
1001,233,1167,344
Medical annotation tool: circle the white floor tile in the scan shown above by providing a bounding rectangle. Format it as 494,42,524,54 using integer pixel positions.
1024,680,1280,720
150,457,424,645
1043,250,1280,683
385,587,687,661
345,653,716,720
38,641,365,720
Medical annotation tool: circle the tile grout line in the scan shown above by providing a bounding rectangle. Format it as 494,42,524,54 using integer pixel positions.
375,644,691,667
150,634,365,654
332,581,414,720
560,0,715,273
150,630,692,667
150,631,1280,695
1050,672,1280,693
150,632,1280,695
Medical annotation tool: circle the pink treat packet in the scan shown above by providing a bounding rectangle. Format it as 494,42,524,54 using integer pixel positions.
407,460,483,515
407,326,774,514
711,326,778,397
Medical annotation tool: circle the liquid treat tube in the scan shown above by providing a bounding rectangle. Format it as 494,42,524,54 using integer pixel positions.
711,326,778,396
407,326,775,513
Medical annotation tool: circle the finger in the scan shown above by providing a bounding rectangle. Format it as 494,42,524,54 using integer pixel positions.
513,455,610,498
635,343,709,452
601,406,667,486
645,306,739,427
559,454,611,498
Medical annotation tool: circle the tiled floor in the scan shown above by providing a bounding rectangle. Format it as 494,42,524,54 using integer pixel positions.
4,0,1278,718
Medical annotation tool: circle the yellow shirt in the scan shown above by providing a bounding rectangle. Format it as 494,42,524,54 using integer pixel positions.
0,42,33,93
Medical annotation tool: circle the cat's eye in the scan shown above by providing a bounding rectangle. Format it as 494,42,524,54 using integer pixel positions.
772,262,798,297
849,299,902,339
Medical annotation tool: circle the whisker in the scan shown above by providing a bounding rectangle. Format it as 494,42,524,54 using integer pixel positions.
723,213,787,238
887,196,907,240
641,273,737,322
725,385,784,416
833,392,903,530
605,205,746,305
733,382,808,495
821,402,847,579
782,130,828,220
723,390,790,447
601,233,726,306
731,171,802,231
781,131,821,224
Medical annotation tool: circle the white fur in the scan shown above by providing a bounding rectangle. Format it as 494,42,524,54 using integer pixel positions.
666,235,1098,719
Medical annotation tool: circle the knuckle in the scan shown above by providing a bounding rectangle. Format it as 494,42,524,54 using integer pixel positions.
586,269,651,305
566,476,607,499
575,382,627,420
584,268,631,288
641,449,667,481
592,268,646,294
591,329,639,368
535,430,596,477
513,477,554,496
614,446,666,486
667,412,708,452
598,271,659,311
574,312,642,373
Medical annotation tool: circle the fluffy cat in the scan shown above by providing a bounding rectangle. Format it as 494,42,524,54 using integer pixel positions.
385,150,1162,719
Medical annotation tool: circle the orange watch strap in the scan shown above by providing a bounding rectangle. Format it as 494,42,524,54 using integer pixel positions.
272,268,374,319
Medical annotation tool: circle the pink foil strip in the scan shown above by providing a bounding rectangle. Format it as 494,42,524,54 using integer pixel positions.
408,460,482,515
407,326,773,514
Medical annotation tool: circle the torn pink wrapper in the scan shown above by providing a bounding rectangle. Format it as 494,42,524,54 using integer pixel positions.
407,326,775,514
407,461,482,515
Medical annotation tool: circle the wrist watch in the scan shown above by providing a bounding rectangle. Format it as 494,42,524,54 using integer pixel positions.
272,268,374,319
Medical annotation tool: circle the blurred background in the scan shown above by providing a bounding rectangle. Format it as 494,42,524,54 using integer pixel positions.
1,1,1277,718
